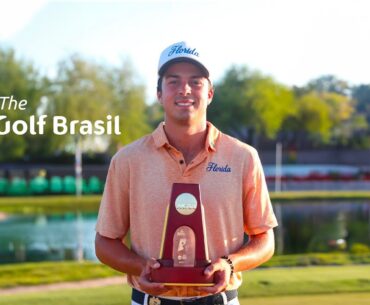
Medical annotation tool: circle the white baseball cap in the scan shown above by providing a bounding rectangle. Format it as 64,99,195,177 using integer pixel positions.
158,41,210,80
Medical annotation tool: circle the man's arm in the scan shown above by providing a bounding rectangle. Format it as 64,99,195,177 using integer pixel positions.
95,233,145,276
230,228,275,271
95,233,170,295
200,228,275,294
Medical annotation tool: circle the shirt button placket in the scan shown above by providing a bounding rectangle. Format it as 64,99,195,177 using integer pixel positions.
179,159,187,175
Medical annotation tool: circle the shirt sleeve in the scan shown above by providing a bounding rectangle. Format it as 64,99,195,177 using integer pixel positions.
242,148,278,235
95,152,130,239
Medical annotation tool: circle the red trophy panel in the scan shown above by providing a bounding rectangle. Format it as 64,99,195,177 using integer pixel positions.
150,183,214,286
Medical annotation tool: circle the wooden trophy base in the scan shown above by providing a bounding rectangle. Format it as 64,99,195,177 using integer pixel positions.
150,262,214,286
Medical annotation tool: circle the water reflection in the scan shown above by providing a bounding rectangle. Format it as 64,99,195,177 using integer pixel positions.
0,201,369,264
0,212,97,264
274,201,370,254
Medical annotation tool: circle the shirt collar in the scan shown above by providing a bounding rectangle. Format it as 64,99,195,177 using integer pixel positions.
152,122,169,148
205,121,219,152
152,121,219,152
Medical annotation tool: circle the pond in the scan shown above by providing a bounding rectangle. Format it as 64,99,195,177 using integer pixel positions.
0,200,369,263
274,200,370,254
0,212,97,264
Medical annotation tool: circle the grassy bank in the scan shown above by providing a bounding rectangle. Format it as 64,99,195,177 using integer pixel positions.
0,195,101,213
0,262,120,288
0,285,130,305
263,252,370,267
240,265,370,298
0,191,369,214
1,261,370,294
269,190,370,201
1,253,370,288
1,266,370,305
1,288,370,305
239,293,370,305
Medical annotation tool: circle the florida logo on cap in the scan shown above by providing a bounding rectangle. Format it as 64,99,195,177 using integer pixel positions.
158,41,210,79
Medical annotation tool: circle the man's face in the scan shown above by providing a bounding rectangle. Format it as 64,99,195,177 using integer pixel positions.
157,62,213,127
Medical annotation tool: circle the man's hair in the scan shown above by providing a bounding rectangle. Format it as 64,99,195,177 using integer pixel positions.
157,77,163,93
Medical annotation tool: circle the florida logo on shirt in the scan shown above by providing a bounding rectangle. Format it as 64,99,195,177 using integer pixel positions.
206,162,231,172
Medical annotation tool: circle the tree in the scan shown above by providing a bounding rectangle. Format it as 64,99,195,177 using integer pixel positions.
46,56,150,154
208,66,295,146
321,92,357,145
0,47,46,161
45,55,113,154
352,84,370,122
106,62,151,151
282,92,333,146
351,84,370,147
305,75,350,96
290,77,367,148
146,101,164,129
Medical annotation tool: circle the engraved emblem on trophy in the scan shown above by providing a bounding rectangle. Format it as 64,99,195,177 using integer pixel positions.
150,183,214,286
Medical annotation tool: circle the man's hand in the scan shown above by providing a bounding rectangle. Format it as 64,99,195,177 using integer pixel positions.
197,258,232,294
137,258,170,296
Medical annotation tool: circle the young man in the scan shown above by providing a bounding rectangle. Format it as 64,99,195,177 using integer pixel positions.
95,41,278,305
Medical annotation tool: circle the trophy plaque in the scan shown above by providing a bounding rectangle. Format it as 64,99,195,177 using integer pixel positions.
150,183,214,286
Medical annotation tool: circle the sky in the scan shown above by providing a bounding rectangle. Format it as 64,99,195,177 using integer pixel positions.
1,0,370,103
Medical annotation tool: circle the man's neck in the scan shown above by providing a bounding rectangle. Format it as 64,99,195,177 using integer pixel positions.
164,121,207,164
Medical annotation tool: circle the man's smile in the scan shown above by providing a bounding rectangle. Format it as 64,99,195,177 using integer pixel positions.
175,99,195,107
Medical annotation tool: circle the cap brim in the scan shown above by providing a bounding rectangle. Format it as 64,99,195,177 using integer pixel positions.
158,57,209,78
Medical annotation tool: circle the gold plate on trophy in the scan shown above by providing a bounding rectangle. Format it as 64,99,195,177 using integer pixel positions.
175,193,197,215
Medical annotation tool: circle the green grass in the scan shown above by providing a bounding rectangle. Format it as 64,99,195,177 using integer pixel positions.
239,265,370,298
1,266,370,305
239,293,370,305
2,289,370,305
270,190,370,201
0,195,101,213
0,285,130,305
1,289,370,305
1,253,370,289
0,261,120,288
0,191,369,214
1,263,370,296
263,252,370,267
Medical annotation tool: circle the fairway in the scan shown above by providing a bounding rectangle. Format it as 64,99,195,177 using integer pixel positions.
1,265,370,305
0,285,130,305
1,286,370,305
239,265,370,297
240,293,370,305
